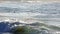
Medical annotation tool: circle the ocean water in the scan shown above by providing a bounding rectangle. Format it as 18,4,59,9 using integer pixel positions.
0,2,60,34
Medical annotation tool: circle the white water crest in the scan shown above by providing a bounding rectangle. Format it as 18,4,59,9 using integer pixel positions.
0,1,60,34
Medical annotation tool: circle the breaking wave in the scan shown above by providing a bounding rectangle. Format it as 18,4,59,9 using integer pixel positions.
0,2,60,34
0,21,60,34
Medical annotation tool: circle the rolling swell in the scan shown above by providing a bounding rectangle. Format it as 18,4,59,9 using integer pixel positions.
0,22,60,34
0,2,60,34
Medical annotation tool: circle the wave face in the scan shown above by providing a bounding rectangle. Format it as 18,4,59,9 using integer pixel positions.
0,22,60,34
0,2,60,34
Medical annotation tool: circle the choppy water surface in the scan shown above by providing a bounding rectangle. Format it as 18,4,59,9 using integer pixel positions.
0,2,60,34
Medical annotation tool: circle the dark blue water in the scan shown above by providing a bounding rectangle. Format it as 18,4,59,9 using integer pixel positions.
0,21,58,34
0,22,10,32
